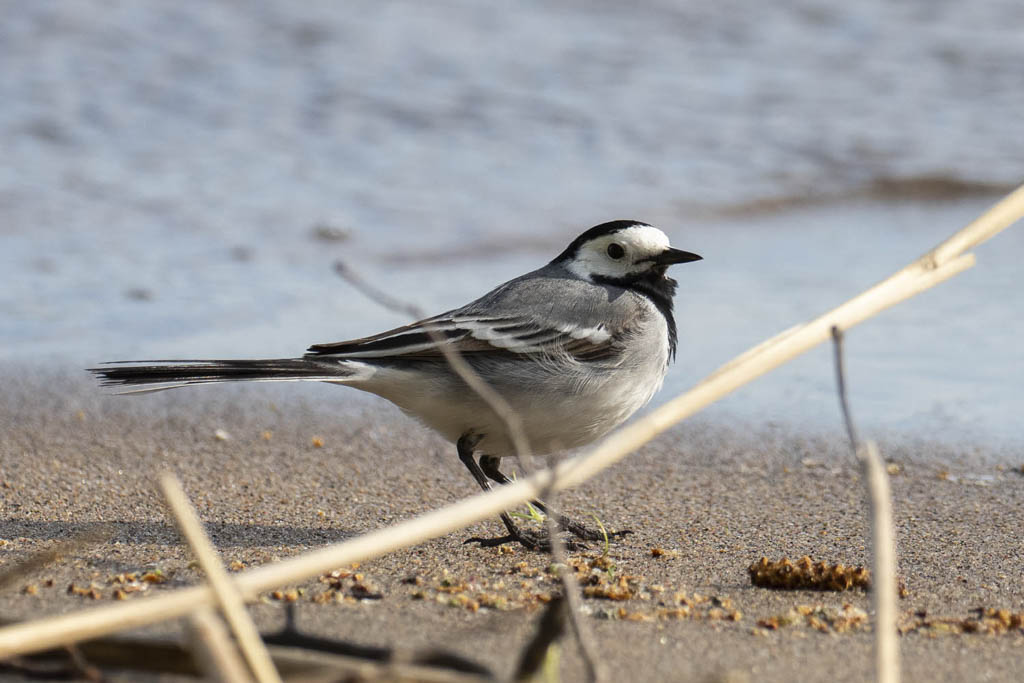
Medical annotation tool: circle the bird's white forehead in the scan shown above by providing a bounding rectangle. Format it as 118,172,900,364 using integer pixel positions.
605,224,671,253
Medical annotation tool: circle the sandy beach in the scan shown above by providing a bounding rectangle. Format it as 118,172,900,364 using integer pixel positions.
1,377,1021,681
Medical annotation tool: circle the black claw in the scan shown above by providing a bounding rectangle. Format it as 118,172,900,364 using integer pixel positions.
464,532,544,551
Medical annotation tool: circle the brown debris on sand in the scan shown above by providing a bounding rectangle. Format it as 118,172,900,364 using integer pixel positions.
748,556,871,592
757,603,869,633
900,607,1024,636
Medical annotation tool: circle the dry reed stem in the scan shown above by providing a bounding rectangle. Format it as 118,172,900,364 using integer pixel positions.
832,327,900,683
1,185,1022,658
185,607,252,683
862,440,899,683
160,473,282,683
540,472,604,683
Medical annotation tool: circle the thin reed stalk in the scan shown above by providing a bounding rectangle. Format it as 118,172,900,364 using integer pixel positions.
832,326,900,683
862,440,900,683
160,473,282,683
185,608,252,683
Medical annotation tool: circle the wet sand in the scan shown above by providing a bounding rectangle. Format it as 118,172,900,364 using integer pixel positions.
1,379,1022,681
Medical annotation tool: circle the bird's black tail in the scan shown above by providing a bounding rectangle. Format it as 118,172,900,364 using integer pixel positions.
89,358,354,393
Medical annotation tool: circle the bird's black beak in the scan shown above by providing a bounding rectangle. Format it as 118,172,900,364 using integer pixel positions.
655,247,702,265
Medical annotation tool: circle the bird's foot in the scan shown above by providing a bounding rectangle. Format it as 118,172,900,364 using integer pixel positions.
550,514,633,544
464,529,591,552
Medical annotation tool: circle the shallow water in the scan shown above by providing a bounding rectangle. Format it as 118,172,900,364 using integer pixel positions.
1,1,1022,447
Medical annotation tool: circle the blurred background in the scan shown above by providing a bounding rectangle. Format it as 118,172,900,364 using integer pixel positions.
1,1,1021,446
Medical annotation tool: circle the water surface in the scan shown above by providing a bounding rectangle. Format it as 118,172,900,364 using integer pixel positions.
1,1,1021,447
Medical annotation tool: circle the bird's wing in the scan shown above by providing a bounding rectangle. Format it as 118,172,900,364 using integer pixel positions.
307,268,649,363
305,312,624,362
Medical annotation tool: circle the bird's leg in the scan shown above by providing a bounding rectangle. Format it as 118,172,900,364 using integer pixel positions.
457,433,549,551
479,455,631,543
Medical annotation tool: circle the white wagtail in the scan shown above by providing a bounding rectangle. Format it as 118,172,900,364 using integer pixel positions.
91,220,702,549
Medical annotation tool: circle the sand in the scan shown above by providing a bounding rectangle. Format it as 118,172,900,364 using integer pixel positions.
0,377,1022,681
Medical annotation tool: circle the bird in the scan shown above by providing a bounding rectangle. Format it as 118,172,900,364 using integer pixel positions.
90,220,702,549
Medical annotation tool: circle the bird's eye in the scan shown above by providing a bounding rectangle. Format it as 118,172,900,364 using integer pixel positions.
606,243,625,259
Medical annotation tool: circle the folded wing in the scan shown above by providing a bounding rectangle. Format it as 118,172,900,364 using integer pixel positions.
305,313,622,362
